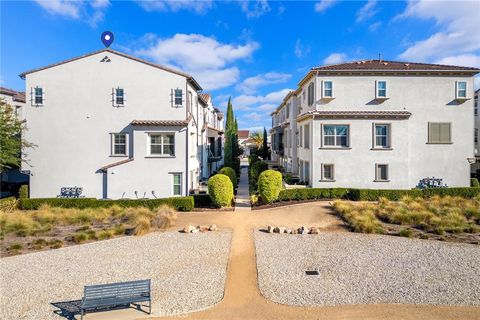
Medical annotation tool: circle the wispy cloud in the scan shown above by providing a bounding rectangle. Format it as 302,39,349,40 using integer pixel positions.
314,0,338,13
137,0,213,14
236,72,291,94
369,21,382,32
240,0,271,19
323,53,348,65
356,0,378,23
397,0,480,65
134,33,259,91
34,0,110,26
294,39,311,58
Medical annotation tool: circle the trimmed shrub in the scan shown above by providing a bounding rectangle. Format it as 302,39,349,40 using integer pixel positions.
19,185,28,200
471,178,480,187
258,170,283,203
277,188,349,201
349,188,480,201
0,197,18,212
422,187,480,198
219,167,238,188
248,154,260,165
192,194,214,208
20,197,194,211
208,174,234,208
249,161,269,182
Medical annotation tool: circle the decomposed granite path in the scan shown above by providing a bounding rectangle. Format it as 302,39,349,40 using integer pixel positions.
144,164,480,320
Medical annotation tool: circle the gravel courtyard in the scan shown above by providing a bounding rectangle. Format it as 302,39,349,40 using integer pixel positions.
0,231,232,320
255,231,480,307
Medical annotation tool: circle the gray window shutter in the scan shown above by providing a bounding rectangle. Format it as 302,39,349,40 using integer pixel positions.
440,123,451,143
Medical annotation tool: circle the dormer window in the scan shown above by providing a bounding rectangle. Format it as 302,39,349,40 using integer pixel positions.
322,81,334,98
114,88,124,106
456,81,468,100
33,87,43,105
376,81,387,99
174,89,183,106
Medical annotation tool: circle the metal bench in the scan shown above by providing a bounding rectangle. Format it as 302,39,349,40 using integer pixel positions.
80,279,151,319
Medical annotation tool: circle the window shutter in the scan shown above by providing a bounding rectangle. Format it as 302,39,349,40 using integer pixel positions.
429,123,440,143
440,123,451,143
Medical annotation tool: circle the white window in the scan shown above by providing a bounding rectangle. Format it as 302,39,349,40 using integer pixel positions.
307,82,314,106
149,133,175,156
114,88,124,106
376,80,387,99
188,91,193,113
322,164,334,181
174,89,183,106
286,103,290,118
111,133,127,156
456,81,467,99
322,81,333,98
33,86,43,105
304,124,310,149
299,126,303,147
373,124,391,148
375,164,389,181
172,173,182,196
323,125,349,148
302,90,306,104
428,122,451,144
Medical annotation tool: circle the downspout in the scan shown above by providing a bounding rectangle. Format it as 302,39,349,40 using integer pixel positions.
311,71,319,187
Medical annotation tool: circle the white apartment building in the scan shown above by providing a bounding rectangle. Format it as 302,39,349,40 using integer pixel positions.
20,49,222,199
271,60,479,189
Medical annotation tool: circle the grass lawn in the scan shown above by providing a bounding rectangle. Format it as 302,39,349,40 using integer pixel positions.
0,203,177,256
333,195,480,244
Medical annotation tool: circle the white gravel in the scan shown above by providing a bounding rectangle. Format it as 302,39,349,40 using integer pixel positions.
255,231,480,306
0,231,232,319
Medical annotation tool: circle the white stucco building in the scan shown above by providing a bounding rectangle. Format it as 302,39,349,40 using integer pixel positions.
271,60,479,189
20,49,223,199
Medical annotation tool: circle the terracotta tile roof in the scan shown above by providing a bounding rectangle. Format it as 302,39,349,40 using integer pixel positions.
198,93,211,105
312,60,480,72
0,87,26,103
238,130,250,139
101,158,133,170
131,119,190,126
298,110,412,121
18,48,202,90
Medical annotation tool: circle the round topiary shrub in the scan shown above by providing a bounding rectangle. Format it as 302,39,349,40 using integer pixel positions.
219,167,238,188
208,174,234,208
258,169,283,203
250,160,269,182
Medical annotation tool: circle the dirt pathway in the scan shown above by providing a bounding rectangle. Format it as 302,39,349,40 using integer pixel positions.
148,166,480,320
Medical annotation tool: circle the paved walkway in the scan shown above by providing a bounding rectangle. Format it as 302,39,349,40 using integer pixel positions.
234,164,251,212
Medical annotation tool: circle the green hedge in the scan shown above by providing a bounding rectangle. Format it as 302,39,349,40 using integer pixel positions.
20,197,194,211
219,167,238,188
258,170,283,203
19,185,28,200
470,178,480,187
208,174,234,207
192,194,214,208
249,161,269,182
349,187,480,201
277,188,349,201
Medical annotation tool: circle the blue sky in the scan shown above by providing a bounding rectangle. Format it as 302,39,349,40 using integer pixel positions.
1,0,479,130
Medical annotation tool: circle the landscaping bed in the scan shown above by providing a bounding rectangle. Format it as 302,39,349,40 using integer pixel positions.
0,204,177,257
333,196,480,244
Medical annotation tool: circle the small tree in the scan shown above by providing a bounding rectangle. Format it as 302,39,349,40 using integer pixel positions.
0,98,33,171
261,127,269,160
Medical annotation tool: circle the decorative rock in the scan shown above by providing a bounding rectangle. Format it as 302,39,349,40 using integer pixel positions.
183,225,196,233
191,228,199,233
209,224,217,231
286,229,292,234
298,226,308,235
199,226,209,233
279,227,286,234
309,227,320,234
273,227,281,233
291,229,298,234
267,226,274,233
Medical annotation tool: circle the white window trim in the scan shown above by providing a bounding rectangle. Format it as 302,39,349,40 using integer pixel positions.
173,88,184,107
455,81,469,100
110,133,128,157
321,163,335,181
172,173,182,196
32,86,44,106
321,124,351,149
374,163,389,182
146,132,176,157
322,80,334,99
307,82,315,106
375,80,388,100
113,87,125,107
372,123,392,149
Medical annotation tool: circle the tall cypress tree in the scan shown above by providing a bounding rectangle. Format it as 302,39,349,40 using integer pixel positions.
262,127,268,159
224,97,234,167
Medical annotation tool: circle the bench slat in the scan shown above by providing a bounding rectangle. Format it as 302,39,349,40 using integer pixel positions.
82,279,151,309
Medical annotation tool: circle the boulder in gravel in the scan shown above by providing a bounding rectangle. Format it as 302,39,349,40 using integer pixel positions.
267,226,274,233
183,225,196,233
273,227,281,233
298,226,308,235
309,227,320,234
279,227,286,234
209,224,217,231
286,229,292,234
